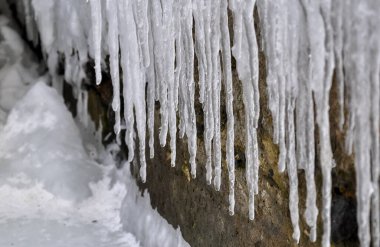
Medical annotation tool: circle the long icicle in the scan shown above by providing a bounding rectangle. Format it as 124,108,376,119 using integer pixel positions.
220,0,236,215
105,0,121,139
230,0,259,220
211,0,222,191
89,0,102,85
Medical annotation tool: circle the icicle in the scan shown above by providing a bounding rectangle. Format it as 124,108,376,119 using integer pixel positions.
277,1,287,173
205,0,215,185
132,0,150,68
230,0,259,220
162,0,177,167
175,1,185,139
83,90,89,127
118,0,147,182
296,26,318,239
105,0,121,137
22,0,38,45
150,1,168,147
321,2,335,246
300,0,335,245
332,0,345,130
30,0,55,53
303,87,318,242
370,49,380,247
146,0,156,159
348,2,376,246
177,0,197,178
220,0,235,215
368,3,380,245
118,0,134,164
193,0,215,185
286,98,300,243
193,1,206,105
257,0,286,173
131,0,148,182
150,0,177,157
285,1,300,241
89,0,102,85
210,0,222,191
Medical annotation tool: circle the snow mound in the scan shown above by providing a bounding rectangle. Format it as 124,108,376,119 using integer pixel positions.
0,82,102,201
0,82,139,247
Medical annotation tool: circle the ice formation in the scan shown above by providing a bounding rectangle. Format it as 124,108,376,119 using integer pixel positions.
14,0,380,245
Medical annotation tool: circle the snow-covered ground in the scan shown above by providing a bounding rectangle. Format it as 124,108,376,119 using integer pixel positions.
0,15,189,247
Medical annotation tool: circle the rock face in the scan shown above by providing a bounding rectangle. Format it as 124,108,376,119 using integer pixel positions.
8,3,359,246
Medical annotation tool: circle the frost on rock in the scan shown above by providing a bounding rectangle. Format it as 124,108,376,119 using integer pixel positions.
22,0,380,245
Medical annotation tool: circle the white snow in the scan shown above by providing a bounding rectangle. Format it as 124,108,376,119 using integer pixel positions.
0,16,189,247
0,82,138,247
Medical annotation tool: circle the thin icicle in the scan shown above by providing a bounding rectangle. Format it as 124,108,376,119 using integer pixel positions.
243,0,260,195
106,0,121,137
146,0,156,159
89,0,102,85
194,0,215,185
130,0,148,182
370,50,380,247
162,0,177,167
286,98,300,243
118,0,135,164
285,1,300,241
277,2,287,173
220,0,235,215
176,1,185,139
332,0,345,130
193,1,206,105
211,0,222,191
304,88,318,242
150,0,169,147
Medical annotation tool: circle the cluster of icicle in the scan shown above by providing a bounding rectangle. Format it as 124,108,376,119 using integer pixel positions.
19,0,379,246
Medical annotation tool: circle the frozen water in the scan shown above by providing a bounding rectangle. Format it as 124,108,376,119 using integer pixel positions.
3,0,380,245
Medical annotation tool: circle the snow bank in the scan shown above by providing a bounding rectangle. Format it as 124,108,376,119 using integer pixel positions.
0,82,139,246
0,82,102,201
